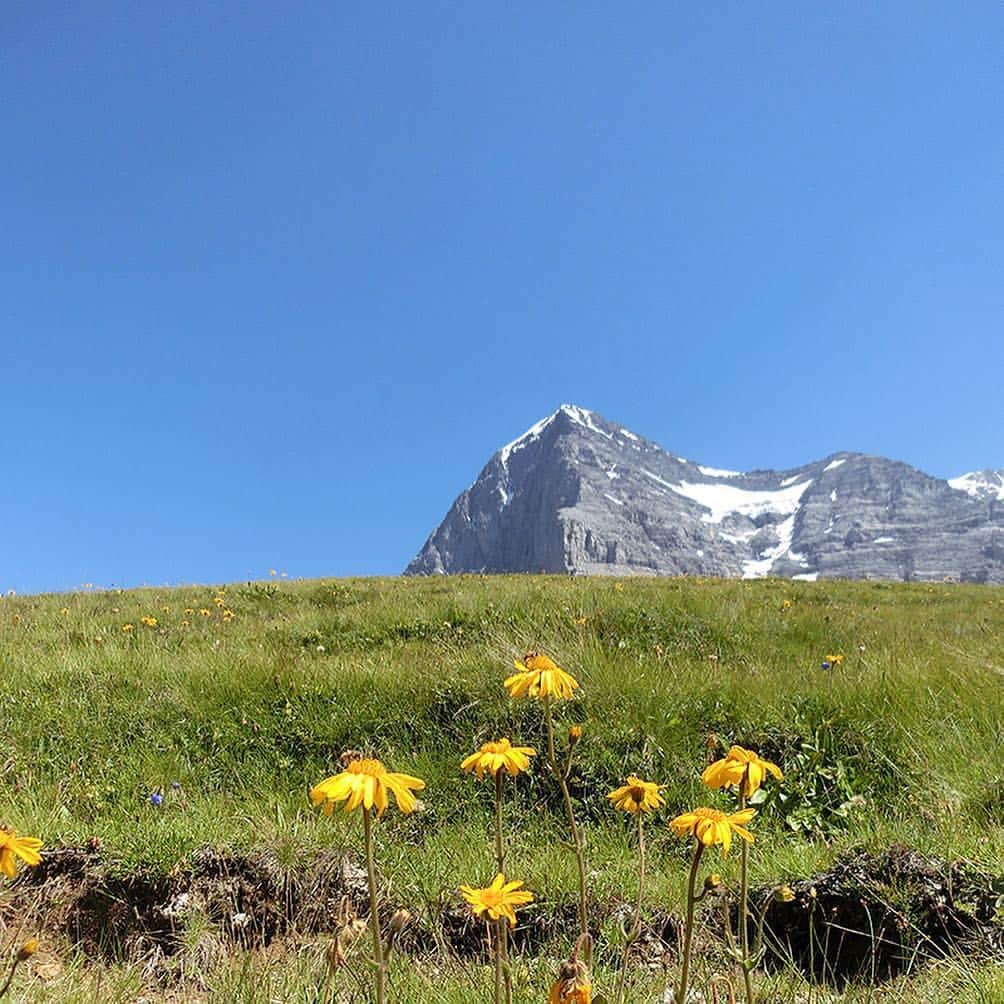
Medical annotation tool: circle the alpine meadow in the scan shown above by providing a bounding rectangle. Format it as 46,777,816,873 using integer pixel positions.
2,574,1003,1002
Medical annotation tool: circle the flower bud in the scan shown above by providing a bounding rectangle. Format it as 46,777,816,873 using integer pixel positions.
17,938,38,961
550,956,591,1003
330,917,367,967
341,918,367,945
568,725,583,744
389,908,412,933
703,873,722,893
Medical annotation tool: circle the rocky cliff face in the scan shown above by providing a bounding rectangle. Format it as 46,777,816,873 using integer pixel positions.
406,405,1004,583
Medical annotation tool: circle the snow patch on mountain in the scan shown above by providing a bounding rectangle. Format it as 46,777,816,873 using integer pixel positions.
666,479,813,525
949,470,1004,501
698,465,742,479
640,469,675,492
742,512,799,578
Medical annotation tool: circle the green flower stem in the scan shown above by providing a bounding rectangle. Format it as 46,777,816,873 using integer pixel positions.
488,918,504,1004
494,771,513,1004
494,770,506,874
739,776,755,1004
362,808,386,1004
614,811,646,1004
543,697,590,959
676,840,705,1004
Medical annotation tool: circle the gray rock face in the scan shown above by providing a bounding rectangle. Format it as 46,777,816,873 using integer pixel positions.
405,405,1004,583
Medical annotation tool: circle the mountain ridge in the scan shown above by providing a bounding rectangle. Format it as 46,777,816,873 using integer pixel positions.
406,405,1004,582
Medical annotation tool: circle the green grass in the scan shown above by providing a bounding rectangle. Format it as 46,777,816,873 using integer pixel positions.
1,574,1003,1001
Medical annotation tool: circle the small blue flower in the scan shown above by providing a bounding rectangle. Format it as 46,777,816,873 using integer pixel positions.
149,792,163,806
821,661,831,670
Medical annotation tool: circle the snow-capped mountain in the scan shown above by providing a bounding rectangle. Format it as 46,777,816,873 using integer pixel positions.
406,405,1004,583
948,470,1004,502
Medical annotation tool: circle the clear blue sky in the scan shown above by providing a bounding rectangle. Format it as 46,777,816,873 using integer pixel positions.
3,4,1003,594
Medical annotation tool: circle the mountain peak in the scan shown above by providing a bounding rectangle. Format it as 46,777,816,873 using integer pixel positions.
497,405,638,466
406,410,1004,582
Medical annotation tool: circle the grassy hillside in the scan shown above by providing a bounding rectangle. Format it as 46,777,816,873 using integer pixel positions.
1,575,1002,1002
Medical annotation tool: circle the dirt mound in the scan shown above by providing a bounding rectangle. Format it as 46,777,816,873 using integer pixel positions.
9,841,998,989
758,844,1004,984
2,844,366,963
4,844,172,963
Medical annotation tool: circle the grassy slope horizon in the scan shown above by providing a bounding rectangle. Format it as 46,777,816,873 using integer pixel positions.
1,573,1002,1001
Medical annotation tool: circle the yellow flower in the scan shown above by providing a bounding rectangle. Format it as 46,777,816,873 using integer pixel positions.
701,745,782,797
504,652,579,701
121,623,134,632
826,653,844,666
60,607,69,616
0,827,43,878
782,598,793,609
17,938,38,961
459,873,533,927
669,807,756,857
199,608,211,617
140,616,158,628
222,609,235,622
310,758,425,817
607,775,665,815
568,724,583,743
184,608,195,615
461,738,535,779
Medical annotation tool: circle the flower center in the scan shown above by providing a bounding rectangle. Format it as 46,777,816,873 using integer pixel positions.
350,759,386,777
628,786,648,802
483,741,511,754
695,808,727,822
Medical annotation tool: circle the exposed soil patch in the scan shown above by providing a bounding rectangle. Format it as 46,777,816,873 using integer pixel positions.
758,844,1004,985
3,844,178,963
4,841,1000,989
3,844,383,965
